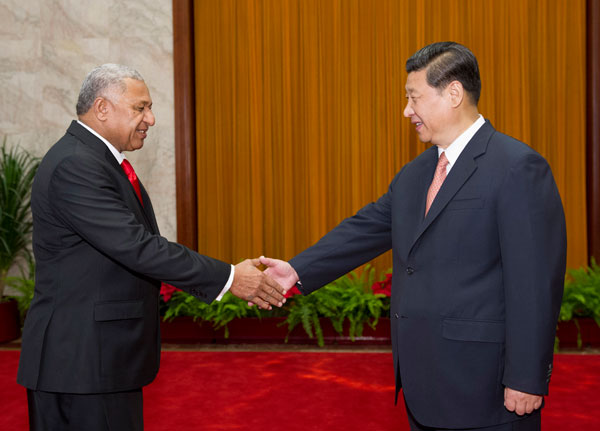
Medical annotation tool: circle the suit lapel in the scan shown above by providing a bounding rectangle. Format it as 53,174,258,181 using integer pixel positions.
67,121,158,234
409,121,495,251
104,152,158,233
139,182,160,234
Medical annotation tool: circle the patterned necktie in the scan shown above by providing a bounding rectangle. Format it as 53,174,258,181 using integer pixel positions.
121,159,143,206
425,152,449,216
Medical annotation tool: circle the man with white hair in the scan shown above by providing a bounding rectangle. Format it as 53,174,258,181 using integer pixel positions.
17,64,285,430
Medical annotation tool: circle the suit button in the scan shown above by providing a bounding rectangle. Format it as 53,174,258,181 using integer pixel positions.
394,313,399,319
406,267,414,275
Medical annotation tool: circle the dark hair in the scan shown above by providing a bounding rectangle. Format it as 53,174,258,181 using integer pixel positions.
406,42,481,105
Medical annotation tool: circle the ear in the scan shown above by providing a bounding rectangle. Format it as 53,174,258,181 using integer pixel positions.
447,80,464,108
92,97,111,121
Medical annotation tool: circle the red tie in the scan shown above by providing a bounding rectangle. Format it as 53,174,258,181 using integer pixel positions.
425,152,449,216
121,159,143,206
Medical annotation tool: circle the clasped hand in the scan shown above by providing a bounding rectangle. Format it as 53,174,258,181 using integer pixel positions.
242,256,299,308
229,258,287,310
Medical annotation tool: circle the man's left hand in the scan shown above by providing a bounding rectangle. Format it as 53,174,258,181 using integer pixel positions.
504,387,543,416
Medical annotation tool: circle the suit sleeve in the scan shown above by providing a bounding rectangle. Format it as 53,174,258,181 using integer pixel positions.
48,154,231,303
290,174,397,294
497,153,566,394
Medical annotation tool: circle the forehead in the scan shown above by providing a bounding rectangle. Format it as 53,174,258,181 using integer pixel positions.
121,78,152,104
405,69,430,93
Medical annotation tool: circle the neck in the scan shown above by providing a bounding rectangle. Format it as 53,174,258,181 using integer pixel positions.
78,114,102,134
435,109,480,149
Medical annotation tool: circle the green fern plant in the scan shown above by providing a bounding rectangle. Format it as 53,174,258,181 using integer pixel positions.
282,265,390,346
281,286,341,346
558,258,600,348
161,265,391,346
560,257,600,323
163,291,270,338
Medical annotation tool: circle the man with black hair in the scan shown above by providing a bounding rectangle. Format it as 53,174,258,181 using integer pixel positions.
261,42,566,430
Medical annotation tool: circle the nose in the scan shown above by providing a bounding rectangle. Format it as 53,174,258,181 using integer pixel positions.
145,108,156,126
403,100,413,118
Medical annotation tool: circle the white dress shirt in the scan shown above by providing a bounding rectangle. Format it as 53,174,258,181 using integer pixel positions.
438,114,485,174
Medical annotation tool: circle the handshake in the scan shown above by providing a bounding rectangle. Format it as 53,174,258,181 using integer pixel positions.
229,256,299,310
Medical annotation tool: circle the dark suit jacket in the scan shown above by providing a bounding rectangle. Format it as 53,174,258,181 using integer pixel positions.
17,121,231,394
290,121,566,429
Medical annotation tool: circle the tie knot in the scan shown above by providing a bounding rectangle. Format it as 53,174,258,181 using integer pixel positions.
437,152,449,168
121,159,135,176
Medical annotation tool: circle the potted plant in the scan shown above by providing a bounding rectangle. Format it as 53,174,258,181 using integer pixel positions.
0,140,39,342
556,258,600,349
160,265,392,346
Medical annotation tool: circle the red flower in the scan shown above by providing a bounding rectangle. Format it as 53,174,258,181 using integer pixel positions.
285,285,302,298
371,273,392,297
160,282,181,302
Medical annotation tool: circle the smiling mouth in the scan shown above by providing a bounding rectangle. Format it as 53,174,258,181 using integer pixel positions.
137,129,148,138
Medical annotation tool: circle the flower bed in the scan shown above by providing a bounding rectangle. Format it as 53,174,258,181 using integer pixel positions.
161,265,391,347
160,259,600,349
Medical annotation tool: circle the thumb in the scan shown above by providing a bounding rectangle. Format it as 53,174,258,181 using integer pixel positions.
249,257,261,267
260,256,274,267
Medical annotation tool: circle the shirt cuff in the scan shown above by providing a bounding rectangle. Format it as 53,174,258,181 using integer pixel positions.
215,264,235,301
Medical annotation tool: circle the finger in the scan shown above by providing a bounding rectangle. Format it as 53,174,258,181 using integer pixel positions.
258,290,284,307
263,275,286,294
256,297,272,310
525,403,534,415
260,256,275,267
261,282,286,304
503,392,515,412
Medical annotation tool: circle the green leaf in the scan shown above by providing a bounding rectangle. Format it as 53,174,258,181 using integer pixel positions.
0,139,39,296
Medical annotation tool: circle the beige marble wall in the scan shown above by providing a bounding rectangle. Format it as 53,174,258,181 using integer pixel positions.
0,0,177,240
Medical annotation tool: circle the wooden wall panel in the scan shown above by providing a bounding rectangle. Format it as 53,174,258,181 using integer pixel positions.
193,0,587,272
173,0,197,250
588,0,600,262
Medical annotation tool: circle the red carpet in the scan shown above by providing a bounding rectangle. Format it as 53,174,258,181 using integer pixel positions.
1,350,598,430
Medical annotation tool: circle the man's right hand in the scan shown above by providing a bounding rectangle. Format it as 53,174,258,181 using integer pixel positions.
259,256,299,291
230,259,286,310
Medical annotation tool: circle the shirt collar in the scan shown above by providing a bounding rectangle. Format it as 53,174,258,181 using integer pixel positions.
438,114,485,170
77,120,125,164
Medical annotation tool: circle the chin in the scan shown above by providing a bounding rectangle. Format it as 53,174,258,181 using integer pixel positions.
131,142,144,151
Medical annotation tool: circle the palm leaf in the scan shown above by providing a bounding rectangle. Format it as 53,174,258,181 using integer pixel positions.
0,139,39,297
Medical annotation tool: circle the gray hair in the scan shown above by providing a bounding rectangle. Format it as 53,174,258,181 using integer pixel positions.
76,64,144,115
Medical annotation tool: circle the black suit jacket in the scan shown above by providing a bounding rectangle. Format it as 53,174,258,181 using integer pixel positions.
18,121,231,393
290,121,566,428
